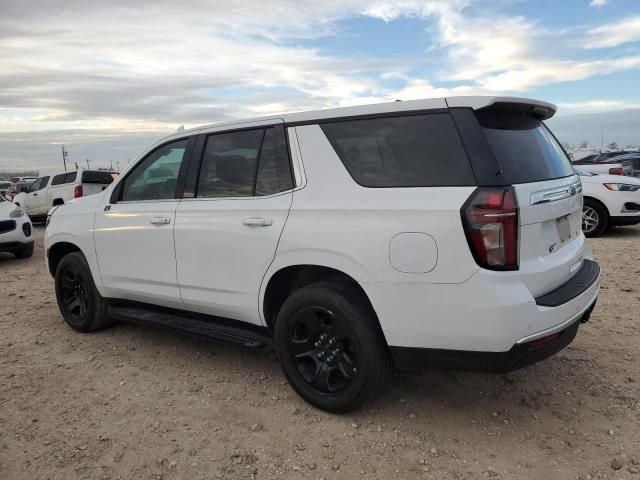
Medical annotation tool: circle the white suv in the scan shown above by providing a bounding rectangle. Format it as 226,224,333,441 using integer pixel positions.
45,97,600,412
14,169,117,221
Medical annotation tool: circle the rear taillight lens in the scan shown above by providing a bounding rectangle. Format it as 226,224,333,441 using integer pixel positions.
74,185,83,198
461,187,519,271
608,167,625,175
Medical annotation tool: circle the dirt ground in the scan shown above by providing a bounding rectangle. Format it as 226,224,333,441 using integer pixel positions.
1,225,639,480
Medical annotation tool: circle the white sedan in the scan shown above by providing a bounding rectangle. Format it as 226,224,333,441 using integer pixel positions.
0,196,34,258
575,168,640,236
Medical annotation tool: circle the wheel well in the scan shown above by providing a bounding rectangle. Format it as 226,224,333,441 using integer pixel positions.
48,242,81,277
583,196,610,218
263,265,384,338
52,198,64,206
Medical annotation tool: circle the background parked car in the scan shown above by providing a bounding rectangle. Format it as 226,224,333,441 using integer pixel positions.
575,167,640,236
0,180,12,198
13,170,118,221
0,195,33,258
572,151,640,177
6,180,33,200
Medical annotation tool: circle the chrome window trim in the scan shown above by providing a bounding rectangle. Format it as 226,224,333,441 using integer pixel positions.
530,180,582,205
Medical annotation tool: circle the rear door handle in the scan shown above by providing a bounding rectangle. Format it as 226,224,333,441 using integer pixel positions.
150,217,171,225
241,217,273,227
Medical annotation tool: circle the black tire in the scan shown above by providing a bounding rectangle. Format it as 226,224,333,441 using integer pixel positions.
274,283,392,413
582,199,609,237
15,242,34,259
54,252,113,332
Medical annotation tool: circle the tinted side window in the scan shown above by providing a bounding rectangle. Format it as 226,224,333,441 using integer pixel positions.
197,129,263,198
121,140,188,201
255,127,294,196
65,172,77,183
82,170,116,184
51,174,66,186
321,113,475,187
476,110,574,184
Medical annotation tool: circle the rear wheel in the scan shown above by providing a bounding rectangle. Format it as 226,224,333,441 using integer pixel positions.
582,199,609,237
55,252,112,332
274,283,392,413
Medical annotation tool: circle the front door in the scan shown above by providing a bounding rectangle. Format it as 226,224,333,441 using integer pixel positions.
23,176,50,216
94,138,193,307
174,125,294,324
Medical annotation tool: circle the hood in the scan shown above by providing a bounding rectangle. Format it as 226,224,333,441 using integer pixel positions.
581,173,640,185
0,199,20,218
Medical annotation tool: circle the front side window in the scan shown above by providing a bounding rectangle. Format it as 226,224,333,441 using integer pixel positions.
197,126,293,198
120,139,188,201
321,113,475,187
30,176,50,192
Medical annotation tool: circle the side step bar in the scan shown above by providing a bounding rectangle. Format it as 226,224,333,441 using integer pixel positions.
107,303,273,349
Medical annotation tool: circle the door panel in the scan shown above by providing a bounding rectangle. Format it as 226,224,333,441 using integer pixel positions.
94,201,182,306
174,193,292,323
93,137,192,306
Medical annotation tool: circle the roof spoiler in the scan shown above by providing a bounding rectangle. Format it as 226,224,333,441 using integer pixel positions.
445,96,557,120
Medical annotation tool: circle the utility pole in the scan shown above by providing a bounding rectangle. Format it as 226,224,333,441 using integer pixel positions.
116,161,121,172
86,158,91,169
61,145,68,172
109,160,114,171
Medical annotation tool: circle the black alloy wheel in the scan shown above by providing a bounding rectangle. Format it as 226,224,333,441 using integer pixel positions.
287,305,359,394
54,252,112,332
275,283,392,413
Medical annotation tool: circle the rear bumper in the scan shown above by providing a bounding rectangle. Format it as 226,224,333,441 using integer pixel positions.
362,259,600,355
390,296,596,372
0,240,33,253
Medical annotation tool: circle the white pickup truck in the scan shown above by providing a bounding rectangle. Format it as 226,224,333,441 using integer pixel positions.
14,170,118,221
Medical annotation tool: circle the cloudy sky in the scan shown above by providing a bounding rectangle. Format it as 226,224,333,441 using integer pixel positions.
1,0,639,174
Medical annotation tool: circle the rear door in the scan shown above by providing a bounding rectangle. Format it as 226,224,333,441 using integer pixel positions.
475,108,584,296
174,123,294,325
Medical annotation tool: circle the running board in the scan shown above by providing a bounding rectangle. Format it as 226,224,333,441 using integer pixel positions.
107,302,273,349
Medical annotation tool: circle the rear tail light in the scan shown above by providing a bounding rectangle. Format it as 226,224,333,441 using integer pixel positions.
608,167,625,175
461,187,519,271
74,185,83,198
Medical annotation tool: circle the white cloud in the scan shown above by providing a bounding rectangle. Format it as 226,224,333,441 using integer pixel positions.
589,0,608,7
558,100,640,113
583,16,640,48
1,0,640,171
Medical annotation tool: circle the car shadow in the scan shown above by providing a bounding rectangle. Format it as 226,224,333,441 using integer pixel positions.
93,319,600,426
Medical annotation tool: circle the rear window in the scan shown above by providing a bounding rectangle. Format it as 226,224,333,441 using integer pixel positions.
476,110,574,184
82,171,118,184
320,113,475,187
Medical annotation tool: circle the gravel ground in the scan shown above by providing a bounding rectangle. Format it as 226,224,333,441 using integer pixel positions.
1,225,639,480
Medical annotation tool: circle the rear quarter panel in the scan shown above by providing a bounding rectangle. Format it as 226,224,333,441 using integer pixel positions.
268,124,479,285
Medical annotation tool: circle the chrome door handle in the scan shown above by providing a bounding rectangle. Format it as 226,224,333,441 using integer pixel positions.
241,217,273,227
150,217,171,225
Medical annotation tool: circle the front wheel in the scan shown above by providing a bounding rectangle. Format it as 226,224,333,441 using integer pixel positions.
54,252,113,332
274,283,392,413
582,199,609,237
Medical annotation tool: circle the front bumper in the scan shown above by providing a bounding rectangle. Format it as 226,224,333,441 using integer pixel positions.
0,215,33,252
611,215,640,226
